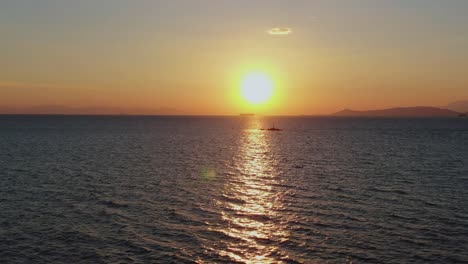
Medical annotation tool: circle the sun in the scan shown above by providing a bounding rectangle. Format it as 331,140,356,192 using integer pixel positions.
241,72,274,104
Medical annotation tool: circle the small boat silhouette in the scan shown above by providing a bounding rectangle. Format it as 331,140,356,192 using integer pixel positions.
260,123,282,131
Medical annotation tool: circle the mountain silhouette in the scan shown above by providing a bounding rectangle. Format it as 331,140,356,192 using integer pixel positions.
333,107,460,117
443,101,468,113
0,105,182,115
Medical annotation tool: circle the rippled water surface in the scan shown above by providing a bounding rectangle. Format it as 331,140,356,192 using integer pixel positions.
1,116,468,263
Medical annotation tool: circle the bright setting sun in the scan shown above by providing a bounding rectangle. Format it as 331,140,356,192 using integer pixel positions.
2,1,468,263
241,72,274,105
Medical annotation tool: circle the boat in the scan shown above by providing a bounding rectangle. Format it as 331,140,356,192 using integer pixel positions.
266,127,282,131
260,123,282,131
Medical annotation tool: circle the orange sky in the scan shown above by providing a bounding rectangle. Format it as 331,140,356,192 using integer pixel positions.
1,1,467,115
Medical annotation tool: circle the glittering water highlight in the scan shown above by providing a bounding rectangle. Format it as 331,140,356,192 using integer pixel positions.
1,115,467,263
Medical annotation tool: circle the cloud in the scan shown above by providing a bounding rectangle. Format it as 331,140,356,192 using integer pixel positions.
267,27,292,36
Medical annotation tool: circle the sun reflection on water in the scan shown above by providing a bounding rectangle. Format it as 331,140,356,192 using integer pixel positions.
210,119,289,263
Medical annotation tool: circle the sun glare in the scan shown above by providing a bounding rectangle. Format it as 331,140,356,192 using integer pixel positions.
241,72,274,104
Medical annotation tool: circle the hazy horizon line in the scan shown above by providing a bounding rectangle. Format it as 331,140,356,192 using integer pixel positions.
0,101,467,116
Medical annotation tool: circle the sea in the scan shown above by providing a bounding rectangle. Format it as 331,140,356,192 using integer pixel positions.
0,115,467,263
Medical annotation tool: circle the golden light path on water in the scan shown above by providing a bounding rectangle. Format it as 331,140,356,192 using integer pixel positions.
209,118,290,263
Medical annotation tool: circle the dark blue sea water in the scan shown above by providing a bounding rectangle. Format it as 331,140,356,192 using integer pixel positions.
1,116,467,263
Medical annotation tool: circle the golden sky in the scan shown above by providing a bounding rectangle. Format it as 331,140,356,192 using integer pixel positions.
1,0,467,115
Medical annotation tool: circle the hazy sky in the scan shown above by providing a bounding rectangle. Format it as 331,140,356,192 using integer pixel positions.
1,0,467,115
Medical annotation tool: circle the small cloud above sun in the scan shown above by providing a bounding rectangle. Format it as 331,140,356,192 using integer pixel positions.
267,27,292,36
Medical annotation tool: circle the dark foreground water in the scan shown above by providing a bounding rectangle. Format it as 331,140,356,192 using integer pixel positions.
1,116,467,263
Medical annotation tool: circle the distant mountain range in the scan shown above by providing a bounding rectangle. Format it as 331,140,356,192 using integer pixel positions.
1,100,467,116
333,106,464,117
443,101,468,113
0,105,182,115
